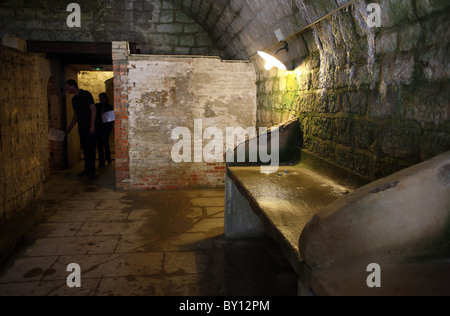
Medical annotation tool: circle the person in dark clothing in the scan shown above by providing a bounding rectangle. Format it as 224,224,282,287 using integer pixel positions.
64,79,97,180
96,92,114,167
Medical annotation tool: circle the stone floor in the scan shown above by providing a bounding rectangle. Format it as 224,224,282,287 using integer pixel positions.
0,162,298,296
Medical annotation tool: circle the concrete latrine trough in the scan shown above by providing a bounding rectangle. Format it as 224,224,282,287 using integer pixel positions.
225,119,450,296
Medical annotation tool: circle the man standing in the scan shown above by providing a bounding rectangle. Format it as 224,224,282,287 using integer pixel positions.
65,79,97,180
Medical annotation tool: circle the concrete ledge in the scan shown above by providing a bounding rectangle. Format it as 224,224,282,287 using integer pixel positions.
224,150,368,278
224,172,268,239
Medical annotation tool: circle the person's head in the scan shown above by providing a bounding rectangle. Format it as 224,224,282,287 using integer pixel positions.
99,93,109,105
65,79,79,94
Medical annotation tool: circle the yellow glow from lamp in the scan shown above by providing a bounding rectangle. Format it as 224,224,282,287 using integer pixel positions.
294,69,303,79
257,51,287,71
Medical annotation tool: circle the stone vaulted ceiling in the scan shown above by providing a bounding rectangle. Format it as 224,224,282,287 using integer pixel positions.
171,0,306,59
171,0,356,60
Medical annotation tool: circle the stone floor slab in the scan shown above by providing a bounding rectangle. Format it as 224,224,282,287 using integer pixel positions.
53,252,164,279
23,236,120,257
96,276,169,296
47,209,129,223
76,220,148,236
0,256,59,283
0,162,298,296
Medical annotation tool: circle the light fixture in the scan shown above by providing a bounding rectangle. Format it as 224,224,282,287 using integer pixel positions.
254,1,359,72
257,41,292,71
258,51,286,71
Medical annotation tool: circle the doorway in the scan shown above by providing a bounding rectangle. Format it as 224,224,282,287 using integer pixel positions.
77,70,115,165
27,40,116,172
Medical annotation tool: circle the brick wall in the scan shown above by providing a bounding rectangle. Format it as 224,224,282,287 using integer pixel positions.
0,46,51,262
113,42,130,190
113,42,256,190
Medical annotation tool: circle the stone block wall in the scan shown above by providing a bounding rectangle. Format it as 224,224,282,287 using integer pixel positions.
47,69,65,171
255,0,450,180
0,0,219,56
0,46,51,262
78,71,114,104
113,42,256,190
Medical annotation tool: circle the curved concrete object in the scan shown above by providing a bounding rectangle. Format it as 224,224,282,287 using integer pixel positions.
299,151,450,270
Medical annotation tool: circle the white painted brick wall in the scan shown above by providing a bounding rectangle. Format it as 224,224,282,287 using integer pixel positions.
126,55,257,189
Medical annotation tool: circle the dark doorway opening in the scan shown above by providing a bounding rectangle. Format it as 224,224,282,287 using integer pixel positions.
27,41,128,173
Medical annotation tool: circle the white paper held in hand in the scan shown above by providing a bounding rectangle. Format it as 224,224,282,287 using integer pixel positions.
102,111,115,123
49,128,66,142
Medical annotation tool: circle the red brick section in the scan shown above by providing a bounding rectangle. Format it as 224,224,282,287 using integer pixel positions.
113,60,130,190
124,163,226,191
